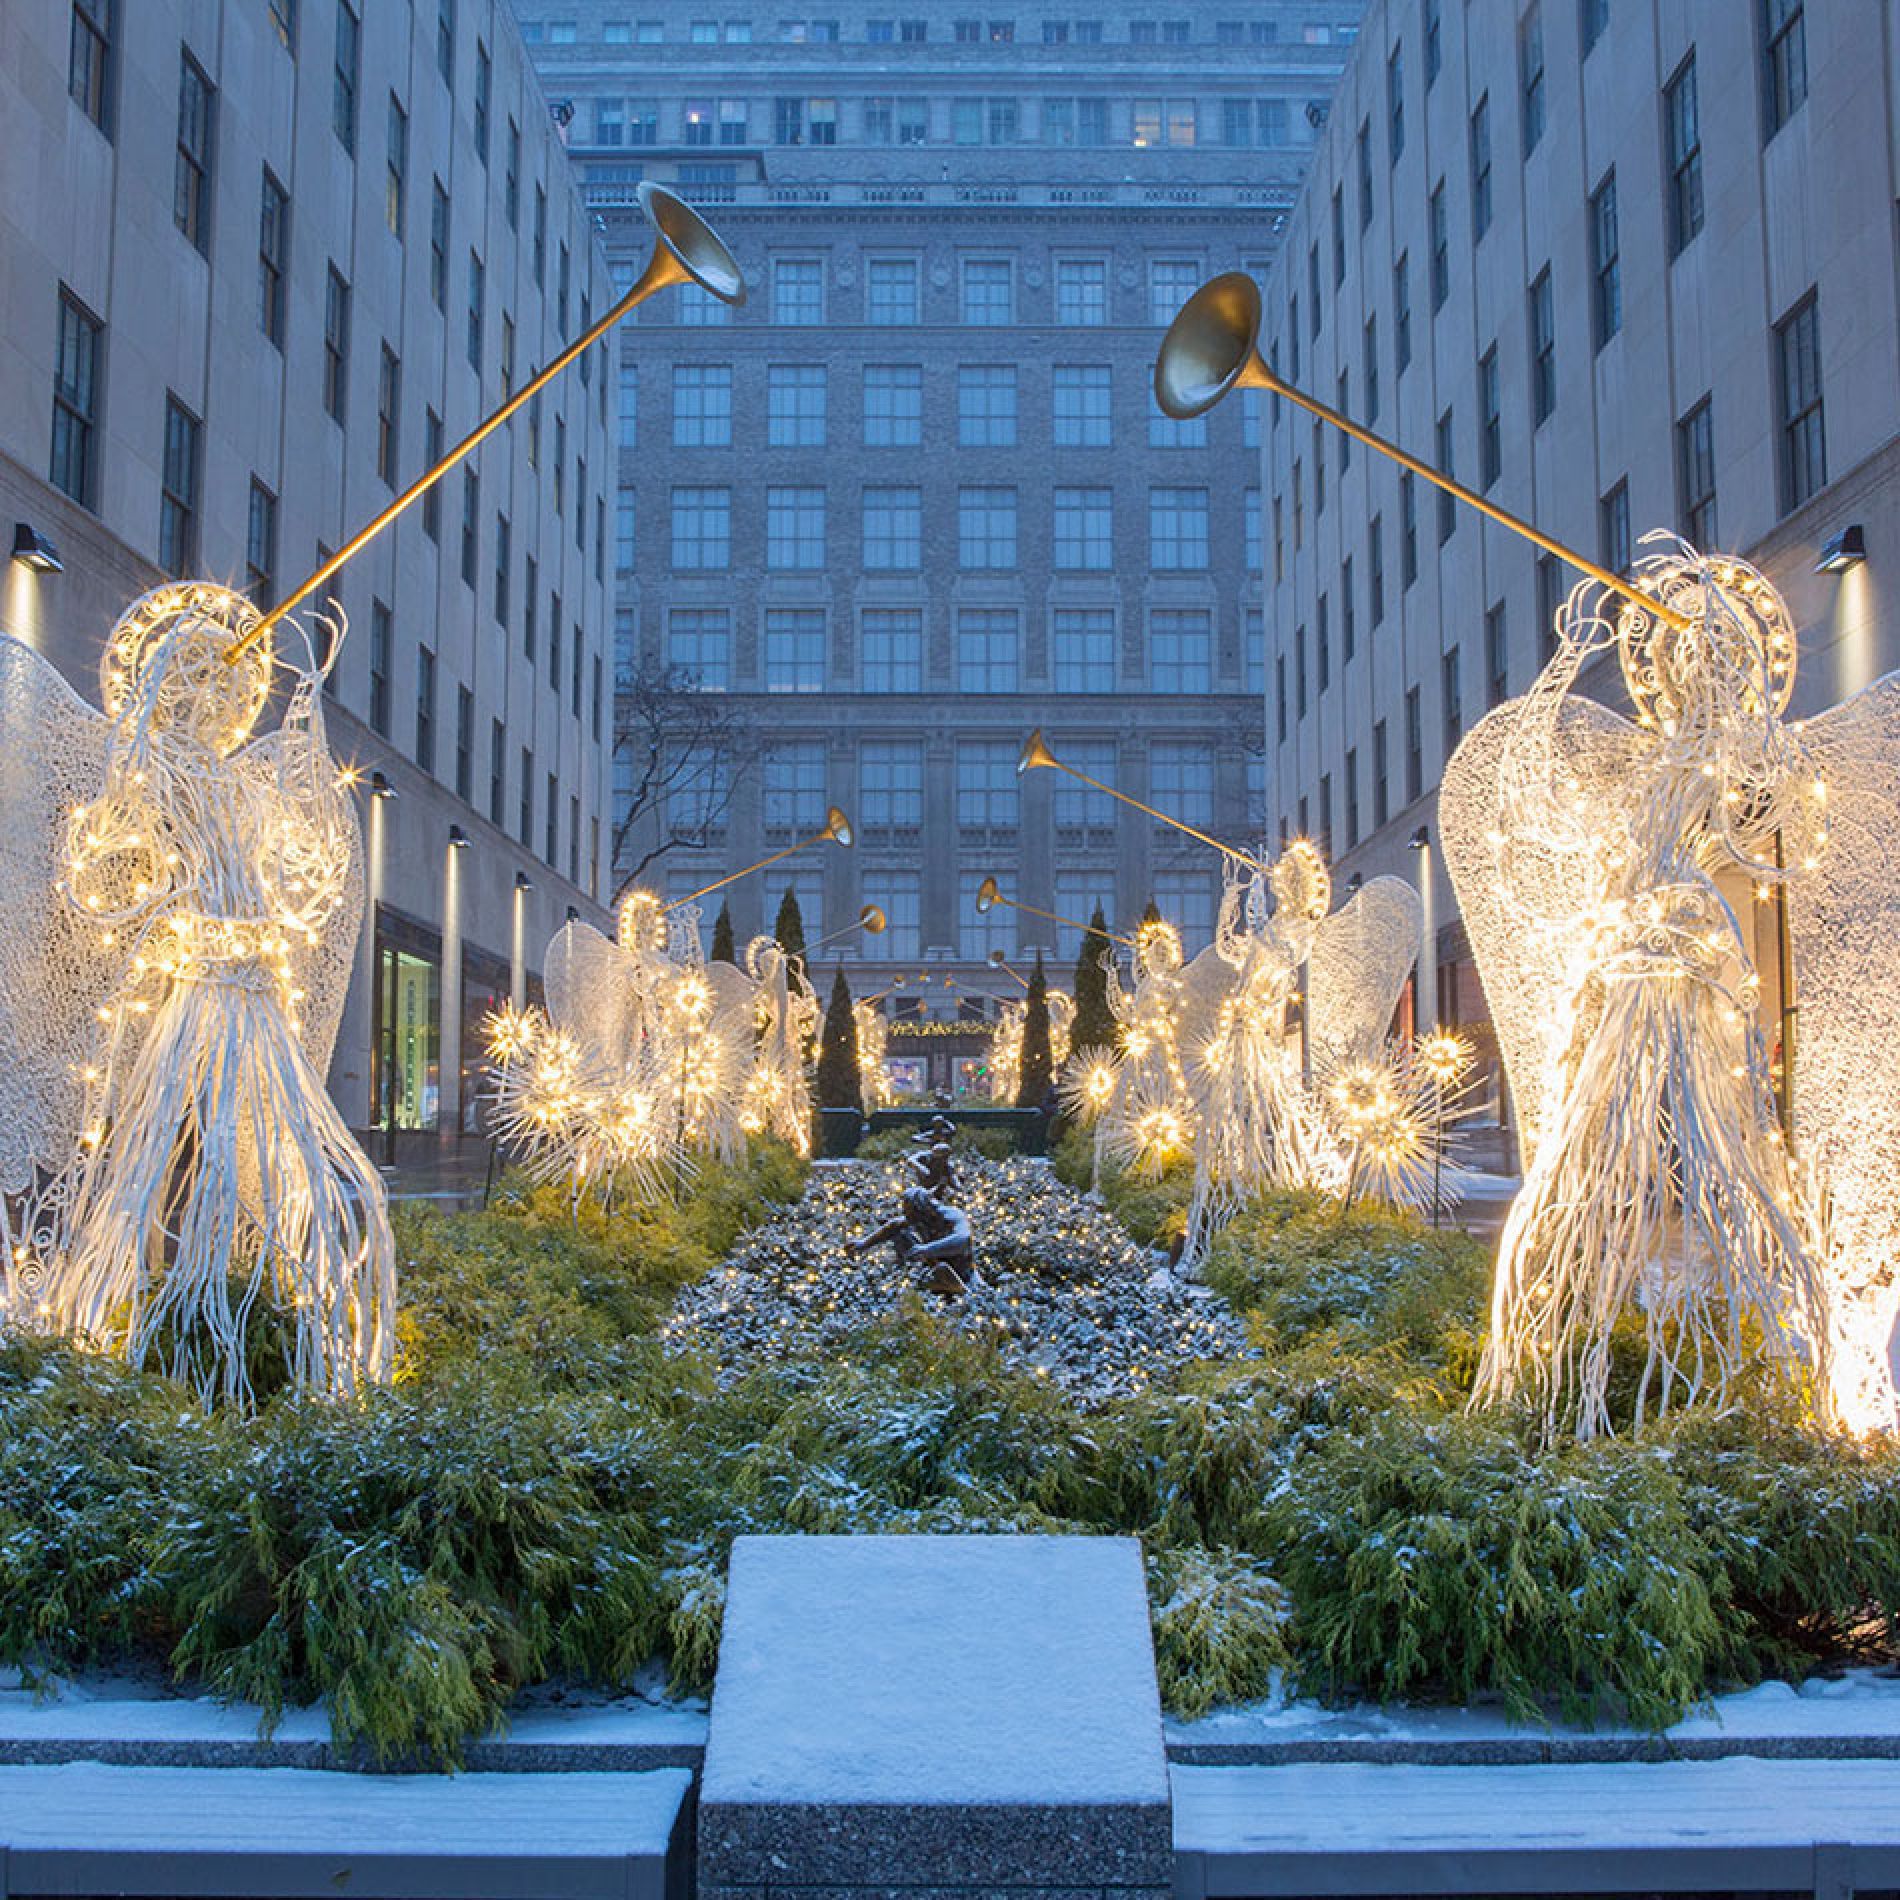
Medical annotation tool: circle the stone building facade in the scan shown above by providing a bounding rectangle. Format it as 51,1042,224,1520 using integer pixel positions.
1249,0,1900,1036
1,0,618,1148
524,2,1360,1033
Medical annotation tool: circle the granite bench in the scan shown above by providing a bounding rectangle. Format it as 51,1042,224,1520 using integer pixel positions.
0,1760,693,1899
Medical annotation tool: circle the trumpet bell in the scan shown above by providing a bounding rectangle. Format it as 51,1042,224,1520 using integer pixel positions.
632,182,746,308
859,904,887,934
1017,729,1060,776
976,876,1001,914
822,805,855,848
1155,271,1269,420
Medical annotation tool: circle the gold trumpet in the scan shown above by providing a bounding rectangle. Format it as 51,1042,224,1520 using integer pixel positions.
806,904,888,956
230,183,747,660
1153,272,1689,634
1017,729,1265,867
663,806,854,913
975,875,1137,948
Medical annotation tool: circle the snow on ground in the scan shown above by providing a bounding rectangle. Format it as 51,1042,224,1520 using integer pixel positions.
662,1154,1252,1403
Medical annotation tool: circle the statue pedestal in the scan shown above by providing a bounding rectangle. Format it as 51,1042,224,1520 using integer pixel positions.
697,1534,1171,1899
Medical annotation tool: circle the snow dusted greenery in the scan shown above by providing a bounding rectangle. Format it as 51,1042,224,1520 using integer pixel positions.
3,1131,1900,1760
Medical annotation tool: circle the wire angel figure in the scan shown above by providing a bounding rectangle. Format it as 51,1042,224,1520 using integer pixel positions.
737,934,818,1156
1097,913,1197,1177
0,582,392,1404
1440,535,1900,1438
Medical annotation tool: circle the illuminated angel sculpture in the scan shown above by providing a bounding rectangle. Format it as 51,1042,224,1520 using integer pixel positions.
0,582,391,1403
1441,536,1900,1438
853,998,893,1112
738,935,818,1155
1098,914,1196,1176
1176,843,1422,1262
987,986,1073,1105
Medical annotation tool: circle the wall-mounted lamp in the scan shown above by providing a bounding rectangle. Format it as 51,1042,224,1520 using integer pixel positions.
1816,524,1867,574
448,824,470,850
1409,825,1431,851
11,524,62,573
369,771,397,801
1347,871,1364,892
514,869,534,891
565,905,580,922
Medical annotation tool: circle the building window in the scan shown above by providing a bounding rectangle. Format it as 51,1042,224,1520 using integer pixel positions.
158,394,201,572
385,94,407,234
1677,396,1717,546
773,258,825,325
375,344,400,484
1050,741,1117,844
768,365,826,447
1149,610,1212,693
763,745,826,840
1152,402,1207,450
863,364,922,446
1363,316,1380,423
1478,347,1501,490
1056,258,1108,323
671,486,731,568
866,258,918,324
861,608,923,691
1529,267,1555,425
1423,0,1442,83
1537,550,1564,663
957,611,1019,692
861,744,924,834
452,687,473,803
437,0,455,82
487,719,504,827
1776,290,1826,511
70,0,115,132
422,409,441,539
1442,647,1463,755
1357,119,1374,228
1599,477,1631,575
615,494,636,573
1341,557,1356,662
1052,365,1111,447
367,600,391,736
1393,253,1411,371
1150,743,1213,830
673,363,732,447
1519,5,1545,155
472,39,490,159
415,645,436,773
1582,0,1609,55
252,171,290,349
1400,473,1418,586
958,487,1017,568
619,359,638,443
174,51,214,254
492,512,510,625
667,608,731,688
958,365,1017,447
767,486,826,568
1373,717,1389,824
1435,411,1456,544
459,468,479,587
49,289,101,508
1666,53,1703,256
1052,609,1115,692
546,773,559,865
860,870,918,961
1149,487,1209,569
1469,96,1492,239
763,611,827,693
244,480,277,608
1150,259,1201,329
1591,169,1621,349
862,486,922,569
1429,182,1449,310
1369,517,1385,626
464,251,483,371
961,259,1014,325
1484,601,1508,709
956,739,1019,833
1387,41,1405,163
333,2,359,152
1275,656,1287,742
773,95,804,144
1294,625,1307,717
505,119,519,226
1404,686,1422,802
1763,0,1806,138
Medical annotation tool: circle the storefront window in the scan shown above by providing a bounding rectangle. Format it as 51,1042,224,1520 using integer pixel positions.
372,921,441,1135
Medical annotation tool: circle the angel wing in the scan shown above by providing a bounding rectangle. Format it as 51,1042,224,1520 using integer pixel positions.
0,634,118,1190
1438,692,1644,1168
1788,671,1900,1381
1305,875,1420,1078
544,921,648,1069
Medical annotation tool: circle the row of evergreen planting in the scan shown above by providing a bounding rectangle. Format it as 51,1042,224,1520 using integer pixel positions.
5,1130,1899,1759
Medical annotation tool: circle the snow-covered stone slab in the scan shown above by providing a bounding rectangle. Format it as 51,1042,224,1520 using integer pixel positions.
697,1534,1171,1899
0,1760,692,1897
1172,1757,1900,1895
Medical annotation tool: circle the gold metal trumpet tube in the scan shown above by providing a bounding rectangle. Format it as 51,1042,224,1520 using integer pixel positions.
1155,272,1691,635
229,184,745,661
974,876,1137,948
662,806,854,913
1017,729,1266,867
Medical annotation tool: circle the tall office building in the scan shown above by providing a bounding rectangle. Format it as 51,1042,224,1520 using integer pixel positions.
1,0,617,1148
1250,0,1899,1044
526,3,1360,1084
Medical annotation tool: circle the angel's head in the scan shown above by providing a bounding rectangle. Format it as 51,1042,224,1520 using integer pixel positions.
1136,915,1183,977
616,887,669,951
1271,837,1333,926
102,583,271,755
744,934,783,980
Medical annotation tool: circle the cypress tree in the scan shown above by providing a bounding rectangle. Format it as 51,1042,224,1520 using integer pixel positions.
1141,895,1163,929
815,965,862,1110
1016,951,1054,1108
1070,904,1117,1055
710,900,736,965
774,888,807,970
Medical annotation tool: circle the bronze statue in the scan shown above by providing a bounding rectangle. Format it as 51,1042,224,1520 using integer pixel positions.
848,1185,976,1295
907,1140,962,1198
